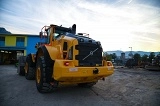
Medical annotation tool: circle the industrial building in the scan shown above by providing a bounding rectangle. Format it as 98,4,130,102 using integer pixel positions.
0,33,40,64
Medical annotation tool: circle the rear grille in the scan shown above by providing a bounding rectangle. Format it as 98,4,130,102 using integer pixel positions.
75,43,102,66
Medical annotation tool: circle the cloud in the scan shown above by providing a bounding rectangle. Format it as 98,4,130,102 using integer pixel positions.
0,0,160,51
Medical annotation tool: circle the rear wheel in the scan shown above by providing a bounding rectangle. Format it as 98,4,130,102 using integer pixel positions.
25,62,35,80
18,66,25,76
36,56,58,93
17,56,26,76
78,82,96,88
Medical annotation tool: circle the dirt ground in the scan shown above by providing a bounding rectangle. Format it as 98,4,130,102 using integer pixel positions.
0,65,160,106
94,67,160,106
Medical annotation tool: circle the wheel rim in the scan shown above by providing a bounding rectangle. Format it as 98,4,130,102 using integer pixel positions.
25,63,28,74
36,67,41,84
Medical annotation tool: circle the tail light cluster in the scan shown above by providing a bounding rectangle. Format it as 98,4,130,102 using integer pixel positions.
63,61,74,66
64,62,70,66
107,61,112,66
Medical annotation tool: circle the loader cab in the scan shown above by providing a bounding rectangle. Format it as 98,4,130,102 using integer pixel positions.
39,24,76,45
39,25,59,45
39,26,50,45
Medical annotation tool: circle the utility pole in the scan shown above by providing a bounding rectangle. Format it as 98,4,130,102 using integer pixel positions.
129,47,132,52
129,47,133,58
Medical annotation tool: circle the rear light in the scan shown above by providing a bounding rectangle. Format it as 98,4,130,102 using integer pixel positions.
107,62,112,66
64,62,69,66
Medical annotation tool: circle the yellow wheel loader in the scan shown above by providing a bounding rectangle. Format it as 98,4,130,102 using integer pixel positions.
19,24,114,93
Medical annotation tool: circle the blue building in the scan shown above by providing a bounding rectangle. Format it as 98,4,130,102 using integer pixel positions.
0,33,40,64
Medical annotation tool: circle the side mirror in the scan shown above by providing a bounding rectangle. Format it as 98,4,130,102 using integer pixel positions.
39,32,43,38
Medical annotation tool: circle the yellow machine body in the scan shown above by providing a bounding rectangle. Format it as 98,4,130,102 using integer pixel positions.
53,60,113,84
33,24,114,93
37,28,114,84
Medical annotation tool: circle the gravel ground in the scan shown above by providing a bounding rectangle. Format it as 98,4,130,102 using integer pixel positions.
0,65,160,106
95,67,160,106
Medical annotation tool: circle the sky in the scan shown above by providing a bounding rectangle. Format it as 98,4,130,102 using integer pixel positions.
0,0,160,52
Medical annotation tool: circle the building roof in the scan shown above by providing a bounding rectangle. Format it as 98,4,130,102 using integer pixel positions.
0,33,39,37
0,27,11,34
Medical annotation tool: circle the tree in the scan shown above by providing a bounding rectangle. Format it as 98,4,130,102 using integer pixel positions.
141,54,148,62
149,52,155,63
103,52,112,61
133,53,141,65
106,54,112,61
112,53,117,60
103,53,117,61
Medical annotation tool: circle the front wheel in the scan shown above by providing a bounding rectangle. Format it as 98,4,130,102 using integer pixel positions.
36,56,58,93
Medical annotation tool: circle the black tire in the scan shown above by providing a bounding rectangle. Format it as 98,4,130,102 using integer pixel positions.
25,54,36,80
17,56,26,76
26,54,35,67
36,56,58,93
25,62,35,80
18,66,25,76
78,82,96,88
